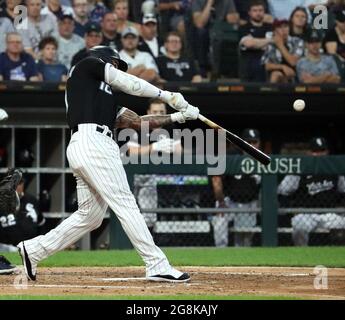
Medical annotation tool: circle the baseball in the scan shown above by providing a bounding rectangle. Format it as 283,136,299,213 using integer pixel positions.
293,99,305,112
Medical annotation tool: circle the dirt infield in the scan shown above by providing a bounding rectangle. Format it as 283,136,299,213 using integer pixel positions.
0,266,344,299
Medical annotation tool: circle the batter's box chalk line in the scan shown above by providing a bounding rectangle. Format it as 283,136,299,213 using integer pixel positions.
96,277,203,285
194,271,312,277
2,283,201,290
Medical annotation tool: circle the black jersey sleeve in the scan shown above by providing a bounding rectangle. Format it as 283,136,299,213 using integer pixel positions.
75,56,106,82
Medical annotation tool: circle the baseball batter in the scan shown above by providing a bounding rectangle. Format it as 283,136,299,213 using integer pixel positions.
17,46,199,282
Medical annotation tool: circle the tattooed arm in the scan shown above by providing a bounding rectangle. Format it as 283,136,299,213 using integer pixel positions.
115,107,179,130
115,107,184,155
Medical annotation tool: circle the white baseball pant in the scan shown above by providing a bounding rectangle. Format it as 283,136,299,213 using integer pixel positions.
292,213,345,246
22,124,171,276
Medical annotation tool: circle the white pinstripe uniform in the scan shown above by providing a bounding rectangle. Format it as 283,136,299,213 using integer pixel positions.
23,124,170,276
20,54,193,279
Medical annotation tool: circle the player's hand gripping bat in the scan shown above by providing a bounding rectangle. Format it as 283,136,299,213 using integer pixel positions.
198,114,271,165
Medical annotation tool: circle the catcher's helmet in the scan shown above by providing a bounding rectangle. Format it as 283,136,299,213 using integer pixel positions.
89,46,128,72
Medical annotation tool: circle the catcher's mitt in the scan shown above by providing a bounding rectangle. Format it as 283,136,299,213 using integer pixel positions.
0,169,22,214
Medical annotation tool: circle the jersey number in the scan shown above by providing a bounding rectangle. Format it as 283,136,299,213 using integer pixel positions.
0,214,16,228
99,82,112,95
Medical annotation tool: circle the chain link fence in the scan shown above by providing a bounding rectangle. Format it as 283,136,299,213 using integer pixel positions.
133,173,264,247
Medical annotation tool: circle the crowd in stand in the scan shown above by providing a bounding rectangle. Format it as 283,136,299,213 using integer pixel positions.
0,0,344,83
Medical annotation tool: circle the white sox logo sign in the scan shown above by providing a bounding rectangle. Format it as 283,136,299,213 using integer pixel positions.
241,157,302,174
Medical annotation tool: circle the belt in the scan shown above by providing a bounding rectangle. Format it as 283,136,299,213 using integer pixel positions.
72,125,113,138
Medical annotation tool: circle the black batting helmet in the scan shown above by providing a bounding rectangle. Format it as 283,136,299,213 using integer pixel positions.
89,46,128,72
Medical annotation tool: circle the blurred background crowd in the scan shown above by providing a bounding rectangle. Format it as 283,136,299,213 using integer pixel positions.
0,0,344,83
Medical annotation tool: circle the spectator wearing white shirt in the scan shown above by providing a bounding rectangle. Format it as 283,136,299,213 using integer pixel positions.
56,14,84,69
119,26,159,83
41,0,74,21
17,0,59,59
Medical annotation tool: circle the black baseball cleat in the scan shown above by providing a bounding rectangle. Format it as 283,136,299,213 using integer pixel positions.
147,267,191,283
17,242,37,281
0,255,16,275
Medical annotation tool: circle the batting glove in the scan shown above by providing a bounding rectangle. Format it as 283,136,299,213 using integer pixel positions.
181,104,199,121
159,91,188,112
151,138,174,153
170,112,185,123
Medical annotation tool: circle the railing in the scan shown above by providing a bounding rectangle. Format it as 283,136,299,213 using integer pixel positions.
109,155,345,248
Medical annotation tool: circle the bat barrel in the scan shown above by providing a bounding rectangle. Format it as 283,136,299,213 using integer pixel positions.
198,114,271,165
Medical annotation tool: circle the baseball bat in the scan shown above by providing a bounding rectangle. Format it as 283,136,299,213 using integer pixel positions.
198,114,271,165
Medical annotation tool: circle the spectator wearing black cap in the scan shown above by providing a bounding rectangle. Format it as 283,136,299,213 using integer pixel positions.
156,31,202,82
71,22,103,66
57,14,84,69
119,26,159,82
71,0,89,37
41,0,74,21
239,0,273,82
324,8,345,61
261,19,304,83
297,30,341,83
211,128,262,247
138,14,164,59
278,137,345,246
100,12,122,50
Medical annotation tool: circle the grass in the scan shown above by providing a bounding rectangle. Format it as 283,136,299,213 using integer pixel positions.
2,247,345,268
0,295,303,300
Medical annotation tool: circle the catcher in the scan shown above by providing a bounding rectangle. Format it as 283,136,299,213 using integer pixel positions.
0,169,22,274
0,169,45,274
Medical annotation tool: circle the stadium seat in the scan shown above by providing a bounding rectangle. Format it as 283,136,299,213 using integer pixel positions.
209,21,240,79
